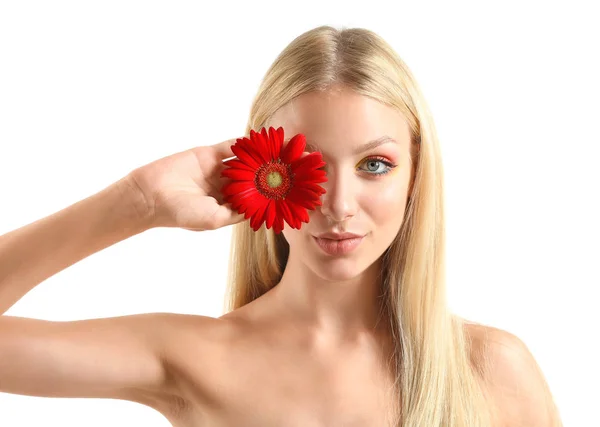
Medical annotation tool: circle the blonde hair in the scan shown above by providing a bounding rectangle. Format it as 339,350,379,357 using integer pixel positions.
222,25,560,426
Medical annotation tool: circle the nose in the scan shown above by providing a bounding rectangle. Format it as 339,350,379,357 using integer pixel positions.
318,166,358,222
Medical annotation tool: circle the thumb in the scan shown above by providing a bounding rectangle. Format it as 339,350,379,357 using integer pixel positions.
192,203,245,232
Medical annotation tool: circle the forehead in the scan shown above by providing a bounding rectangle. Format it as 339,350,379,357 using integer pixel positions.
267,88,411,154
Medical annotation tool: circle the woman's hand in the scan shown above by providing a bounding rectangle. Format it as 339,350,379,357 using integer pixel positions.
127,139,247,231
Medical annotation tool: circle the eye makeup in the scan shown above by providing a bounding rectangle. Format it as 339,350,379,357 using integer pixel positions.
357,156,398,177
317,156,398,177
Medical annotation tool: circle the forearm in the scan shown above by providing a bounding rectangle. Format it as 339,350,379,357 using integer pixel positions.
0,175,153,315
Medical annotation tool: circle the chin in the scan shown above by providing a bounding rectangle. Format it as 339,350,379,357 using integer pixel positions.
311,257,368,282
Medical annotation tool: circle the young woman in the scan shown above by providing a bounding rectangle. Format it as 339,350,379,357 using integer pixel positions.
0,25,562,426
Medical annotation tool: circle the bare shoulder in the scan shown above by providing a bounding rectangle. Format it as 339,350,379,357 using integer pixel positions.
464,322,563,427
159,311,242,366
147,312,242,420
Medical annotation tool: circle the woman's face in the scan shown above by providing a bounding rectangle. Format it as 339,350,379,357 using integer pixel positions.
266,86,414,281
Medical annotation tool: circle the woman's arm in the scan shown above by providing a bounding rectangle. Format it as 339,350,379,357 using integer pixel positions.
0,141,243,418
0,175,151,315
0,176,191,417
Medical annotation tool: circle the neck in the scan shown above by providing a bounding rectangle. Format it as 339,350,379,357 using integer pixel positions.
272,251,389,342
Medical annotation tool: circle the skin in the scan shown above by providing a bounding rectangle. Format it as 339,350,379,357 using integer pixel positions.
0,84,557,426
259,85,415,348
179,85,417,424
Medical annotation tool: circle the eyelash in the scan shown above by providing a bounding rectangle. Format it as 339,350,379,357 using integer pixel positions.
358,156,397,176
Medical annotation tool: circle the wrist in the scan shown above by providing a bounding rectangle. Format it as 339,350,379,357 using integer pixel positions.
114,174,156,231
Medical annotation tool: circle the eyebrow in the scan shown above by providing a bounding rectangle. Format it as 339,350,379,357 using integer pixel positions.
303,135,399,155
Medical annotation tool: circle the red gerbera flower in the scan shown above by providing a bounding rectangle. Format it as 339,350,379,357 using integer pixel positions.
220,126,327,234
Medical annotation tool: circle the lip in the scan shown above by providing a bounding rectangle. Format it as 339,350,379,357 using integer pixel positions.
314,232,364,240
313,235,365,256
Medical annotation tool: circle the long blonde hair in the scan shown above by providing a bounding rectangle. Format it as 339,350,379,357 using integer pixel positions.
222,25,558,426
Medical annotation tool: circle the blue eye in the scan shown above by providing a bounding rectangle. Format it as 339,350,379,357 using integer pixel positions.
358,156,397,176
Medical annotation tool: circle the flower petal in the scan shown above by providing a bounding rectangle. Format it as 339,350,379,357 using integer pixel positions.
268,126,282,160
220,168,256,181
292,184,322,199
264,199,277,229
224,186,260,206
250,198,269,230
295,181,327,195
231,144,261,169
235,136,274,167
273,203,285,234
250,129,271,164
286,199,307,228
291,152,326,174
285,199,310,224
260,127,275,161
280,133,306,164
293,169,327,183
278,199,298,229
221,181,255,197
286,188,322,210
230,188,261,211
222,158,256,172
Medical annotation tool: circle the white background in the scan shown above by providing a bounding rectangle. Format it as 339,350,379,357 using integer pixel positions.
1,1,598,425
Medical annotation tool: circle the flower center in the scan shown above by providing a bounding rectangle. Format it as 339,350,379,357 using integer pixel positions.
267,172,282,188
254,160,293,200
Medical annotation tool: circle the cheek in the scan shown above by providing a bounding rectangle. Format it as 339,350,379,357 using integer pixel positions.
361,177,408,224
281,228,297,245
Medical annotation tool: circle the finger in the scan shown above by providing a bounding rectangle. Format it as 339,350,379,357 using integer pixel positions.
213,138,240,161
182,201,246,232
212,205,246,229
